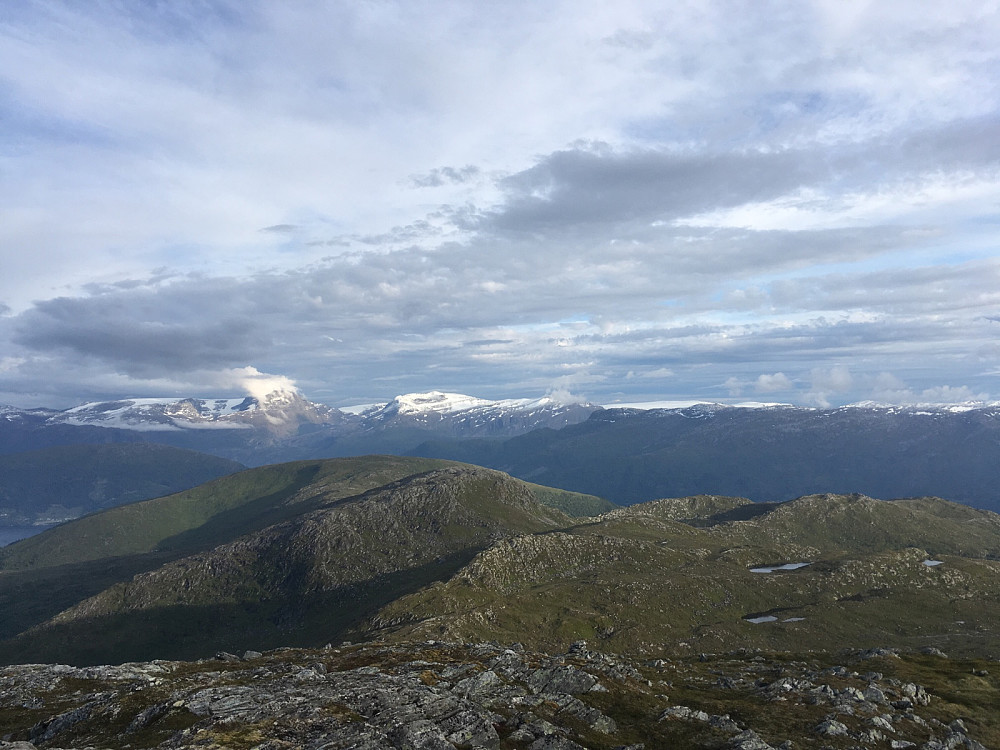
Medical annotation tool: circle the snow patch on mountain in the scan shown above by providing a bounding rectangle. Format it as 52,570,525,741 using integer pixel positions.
57,398,258,431
339,402,385,415
379,391,569,417
845,400,1000,414
50,389,328,434
602,400,793,410
392,391,494,415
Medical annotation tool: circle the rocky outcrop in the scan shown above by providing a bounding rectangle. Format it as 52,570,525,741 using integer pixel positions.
1,641,993,750
0,641,628,750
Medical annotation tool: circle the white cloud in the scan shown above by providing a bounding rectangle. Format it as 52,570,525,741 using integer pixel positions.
724,377,744,397
917,385,990,404
810,365,854,393
222,366,299,401
755,372,794,393
0,1,998,407
0,357,25,373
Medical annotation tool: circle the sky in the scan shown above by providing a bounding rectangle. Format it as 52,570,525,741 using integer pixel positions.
1,0,999,409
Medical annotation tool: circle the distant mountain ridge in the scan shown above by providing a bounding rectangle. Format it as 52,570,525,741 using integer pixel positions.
5,392,1000,513
37,389,341,435
17,389,596,433
0,389,599,465
415,401,1000,512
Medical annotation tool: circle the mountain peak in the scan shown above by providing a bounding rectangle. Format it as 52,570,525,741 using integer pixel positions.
391,391,494,415
381,391,586,418
50,392,331,434
255,388,303,408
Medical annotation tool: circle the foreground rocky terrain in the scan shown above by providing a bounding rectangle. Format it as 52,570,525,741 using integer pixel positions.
1,639,996,749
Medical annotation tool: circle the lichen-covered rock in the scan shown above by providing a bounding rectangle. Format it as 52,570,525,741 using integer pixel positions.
815,718,850,736
527,664,599,694
728,729,778,750
0,642,993,750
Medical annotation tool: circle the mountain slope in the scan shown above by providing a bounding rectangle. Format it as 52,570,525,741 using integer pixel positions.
0,457,603,664
0,456,464,570
0,456,472,652
714,492,1000,557
52,467,569,621
369,491,1000,658
0,443,244,526
4,453,1000,668
415,403,1000,511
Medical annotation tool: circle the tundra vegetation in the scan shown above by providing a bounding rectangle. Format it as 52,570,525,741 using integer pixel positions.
0,456,997,748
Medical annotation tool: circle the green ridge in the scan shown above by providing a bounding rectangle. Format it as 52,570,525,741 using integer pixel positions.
2,455,999,668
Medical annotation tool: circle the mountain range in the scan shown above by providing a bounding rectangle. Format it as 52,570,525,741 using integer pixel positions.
0,390,598,466
1,454,999,748
415,401,1000,513
4,390,1000,528
2,455,998,667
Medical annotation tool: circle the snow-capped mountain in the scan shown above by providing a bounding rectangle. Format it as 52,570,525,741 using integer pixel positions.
415,399,1000,512
0,390,599,465
3,394,1000,512
357,391,598,435
34,389,596,436
7,393,999,445
49,389,339,436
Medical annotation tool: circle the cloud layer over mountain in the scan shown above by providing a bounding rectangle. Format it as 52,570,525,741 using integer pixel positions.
2,1,998,407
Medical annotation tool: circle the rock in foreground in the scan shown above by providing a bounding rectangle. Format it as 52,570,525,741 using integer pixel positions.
1,640,996,749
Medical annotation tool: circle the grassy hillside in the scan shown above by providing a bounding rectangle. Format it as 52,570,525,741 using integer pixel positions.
714,492,1000,558
0,455,457,570
3,453,999,669
0,457,605,664
369,492,1000,658
522,481,616,516
0,456,466,648
0,443,244,526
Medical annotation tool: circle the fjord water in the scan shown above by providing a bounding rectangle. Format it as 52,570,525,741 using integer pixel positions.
0,525,51,546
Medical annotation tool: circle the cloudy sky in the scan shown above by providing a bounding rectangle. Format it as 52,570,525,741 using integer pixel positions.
2,1,999,409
